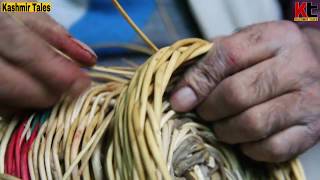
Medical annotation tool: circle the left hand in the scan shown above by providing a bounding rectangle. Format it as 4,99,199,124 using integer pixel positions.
170,21,320,162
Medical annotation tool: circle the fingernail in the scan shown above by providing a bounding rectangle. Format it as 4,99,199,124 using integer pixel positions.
68,78,91,99
171,86,197,112
71,38,97,59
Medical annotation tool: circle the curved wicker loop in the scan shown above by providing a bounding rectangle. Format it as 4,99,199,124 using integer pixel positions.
105,38,305,180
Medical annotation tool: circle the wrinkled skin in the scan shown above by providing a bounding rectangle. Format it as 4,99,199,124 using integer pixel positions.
0,11,96,116
171,21,320,162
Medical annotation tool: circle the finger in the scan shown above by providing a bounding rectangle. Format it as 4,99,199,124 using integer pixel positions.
13,12,96,66
170,21,300,112
0,57,59,108
213,92,310,144
240,124,320,162
197,55,302,121
0,13,91,98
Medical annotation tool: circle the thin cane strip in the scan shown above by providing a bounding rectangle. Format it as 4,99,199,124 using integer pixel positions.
91,143,103,180
174,42,205,69
292,160,305,180
62,110,114,180
0,123,8,142
71,109,101,170
111,0,158,52
120,90,135,179
80,92,120,176
38,137,47,180
106,142,115,180
138,58,158,129
89,72,130,83
146,103,162,147
81,108,104,179
48,102,69,178
79,115,102,169
0,173,21,180
44,112,59,180
133,104,158,179
19,114,35,146
0,117,18,173
52,103,71,179
91,43,153,55
106,66,136,71
51,126,64,180
28,144,36,180
64,86,105,171
124,98,145,180
145,121,171,180
166,122,180,171
70,114,90,180
31,121,47,180
125,87,143,179
154,63,167,120
112,92,125,179
92,66,136,76
54,104,70,177
63,100,76,150
115,92,133,180
161,52,180,94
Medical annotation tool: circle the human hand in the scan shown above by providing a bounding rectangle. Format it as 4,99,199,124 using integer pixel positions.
0,12,96,116
170,21,320,162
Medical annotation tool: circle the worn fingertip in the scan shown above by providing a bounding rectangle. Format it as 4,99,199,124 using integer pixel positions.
170,86,198,112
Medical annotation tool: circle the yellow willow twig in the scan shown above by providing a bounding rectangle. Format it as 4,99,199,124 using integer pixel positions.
111,0,159,52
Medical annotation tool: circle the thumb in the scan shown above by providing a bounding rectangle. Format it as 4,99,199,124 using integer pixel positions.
170,22,286,112
170,38,240,112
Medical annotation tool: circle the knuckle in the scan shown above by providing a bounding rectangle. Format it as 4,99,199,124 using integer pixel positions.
277,20,300,32
277,20,306,43
266,138,290,162
221,78,247,108
305,122,320,142
14,54,37,68
250,69,279,99
236,24,265,47
185,65,213,98
242,109,266,138
218,38,242,66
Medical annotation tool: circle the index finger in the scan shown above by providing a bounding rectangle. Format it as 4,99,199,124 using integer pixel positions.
13,12,97,66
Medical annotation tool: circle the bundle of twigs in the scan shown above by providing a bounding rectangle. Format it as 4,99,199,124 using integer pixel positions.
0,0,306,180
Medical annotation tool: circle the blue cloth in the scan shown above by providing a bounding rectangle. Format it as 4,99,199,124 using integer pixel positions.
69,0,156,45
50,0,199,65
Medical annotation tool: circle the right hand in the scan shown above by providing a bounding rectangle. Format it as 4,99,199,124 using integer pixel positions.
0,12,97,116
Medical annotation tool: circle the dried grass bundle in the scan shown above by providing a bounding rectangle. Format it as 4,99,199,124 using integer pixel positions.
0,0,306,180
